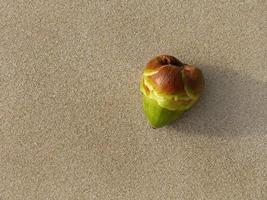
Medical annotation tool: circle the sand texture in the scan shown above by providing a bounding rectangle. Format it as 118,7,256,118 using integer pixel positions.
0,0,266,199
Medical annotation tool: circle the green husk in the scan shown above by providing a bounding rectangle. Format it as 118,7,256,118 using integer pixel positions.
140,55,204,128
143,96,183,128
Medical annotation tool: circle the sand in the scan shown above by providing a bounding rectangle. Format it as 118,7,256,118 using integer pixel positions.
0,0,266,199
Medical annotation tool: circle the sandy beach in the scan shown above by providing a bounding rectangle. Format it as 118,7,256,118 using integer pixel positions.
0,0,266,199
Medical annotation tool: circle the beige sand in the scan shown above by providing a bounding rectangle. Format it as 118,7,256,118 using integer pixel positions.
0,0,266,199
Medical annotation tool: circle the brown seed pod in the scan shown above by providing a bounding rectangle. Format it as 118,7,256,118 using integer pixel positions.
140,55,204,128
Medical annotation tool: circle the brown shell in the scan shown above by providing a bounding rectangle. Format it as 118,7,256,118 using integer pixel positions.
146,55,184,70
183,65,204,95
148,65,186,94
145,55,204,95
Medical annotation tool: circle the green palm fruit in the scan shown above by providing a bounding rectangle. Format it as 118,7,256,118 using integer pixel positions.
140,55,204,128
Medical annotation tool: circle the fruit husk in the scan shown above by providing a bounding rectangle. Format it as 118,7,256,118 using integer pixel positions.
143,96,183,128
140,55,204,128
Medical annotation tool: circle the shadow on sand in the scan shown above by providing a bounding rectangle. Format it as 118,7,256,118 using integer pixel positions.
168,64,266,135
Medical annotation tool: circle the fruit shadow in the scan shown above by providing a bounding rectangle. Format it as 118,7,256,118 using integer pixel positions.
168,64,267,134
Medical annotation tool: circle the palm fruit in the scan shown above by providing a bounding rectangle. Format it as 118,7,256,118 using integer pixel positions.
140,55,204,128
